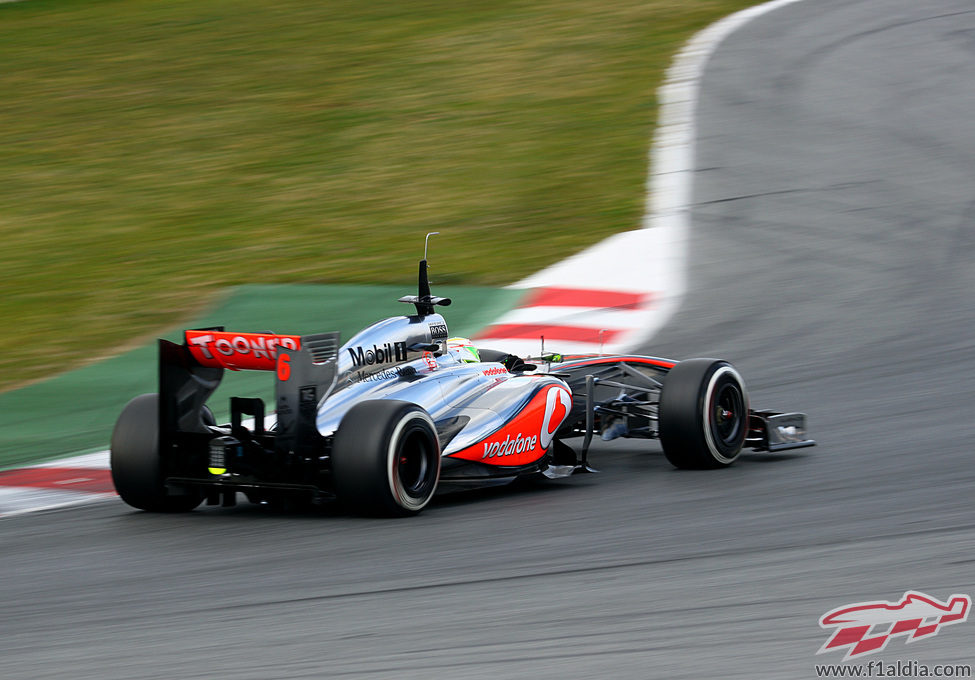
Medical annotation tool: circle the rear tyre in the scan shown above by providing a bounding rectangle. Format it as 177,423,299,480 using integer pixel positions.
658,359,748,469
331,400,441,516
110,393,203,512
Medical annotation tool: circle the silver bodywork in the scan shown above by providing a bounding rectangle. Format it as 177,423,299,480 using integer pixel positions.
316,313,568,456
132,247,814,517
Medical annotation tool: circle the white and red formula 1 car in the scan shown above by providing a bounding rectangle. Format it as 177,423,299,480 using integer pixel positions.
112,242,814,516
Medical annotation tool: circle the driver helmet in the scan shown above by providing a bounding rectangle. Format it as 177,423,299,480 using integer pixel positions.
446,337,480,363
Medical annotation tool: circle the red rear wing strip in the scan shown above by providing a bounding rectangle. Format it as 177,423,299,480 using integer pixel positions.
184,331,302,371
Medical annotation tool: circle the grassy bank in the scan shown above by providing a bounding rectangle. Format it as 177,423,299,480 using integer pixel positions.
0,0,757,392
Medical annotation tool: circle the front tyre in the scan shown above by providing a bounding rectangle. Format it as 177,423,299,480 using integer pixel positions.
331,400,441,517
658,359,748,469
110,393,203,512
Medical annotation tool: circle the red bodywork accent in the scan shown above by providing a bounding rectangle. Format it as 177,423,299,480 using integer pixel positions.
184,330,302,371
449,384,572,466
556,355,676,370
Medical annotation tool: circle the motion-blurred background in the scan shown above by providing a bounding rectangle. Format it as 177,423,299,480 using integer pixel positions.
0,0,754,395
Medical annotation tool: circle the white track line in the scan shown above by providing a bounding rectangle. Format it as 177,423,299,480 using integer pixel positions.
34,450,110,469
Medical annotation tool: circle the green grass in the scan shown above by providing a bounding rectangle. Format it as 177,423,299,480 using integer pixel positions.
0,0,757,393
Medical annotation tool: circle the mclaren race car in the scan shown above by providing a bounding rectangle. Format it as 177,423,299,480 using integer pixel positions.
111,244,814,516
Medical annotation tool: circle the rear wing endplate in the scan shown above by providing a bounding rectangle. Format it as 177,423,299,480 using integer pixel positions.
158,330,340,459
274,332,340,458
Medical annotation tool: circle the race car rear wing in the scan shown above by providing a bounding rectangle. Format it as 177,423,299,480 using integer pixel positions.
158,329,340,458
183,330,303,371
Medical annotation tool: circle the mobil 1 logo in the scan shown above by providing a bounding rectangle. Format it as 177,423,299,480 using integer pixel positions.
348,341,408,368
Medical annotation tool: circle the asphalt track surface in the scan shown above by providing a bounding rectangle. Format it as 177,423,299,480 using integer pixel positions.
4,1,975,678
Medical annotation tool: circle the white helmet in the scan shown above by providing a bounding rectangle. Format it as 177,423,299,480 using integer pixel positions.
446,337,480,363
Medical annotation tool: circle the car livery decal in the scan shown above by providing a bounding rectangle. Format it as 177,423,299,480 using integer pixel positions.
185,331,301,371
347,341,409,368
555,355,676,370
448,384,572,466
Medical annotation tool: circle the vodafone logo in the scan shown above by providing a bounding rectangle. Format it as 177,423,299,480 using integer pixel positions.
451,382,573,465
540,385,572,450
482,432,537,459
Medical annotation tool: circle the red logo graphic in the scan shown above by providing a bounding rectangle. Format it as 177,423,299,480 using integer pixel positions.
448,384,572,466
185,331,300,371
818,591,970,660
539,385,571,450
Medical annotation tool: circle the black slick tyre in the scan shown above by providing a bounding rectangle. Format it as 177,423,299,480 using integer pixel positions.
658,359,748,469
331,400,441,517
110,393,203,512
